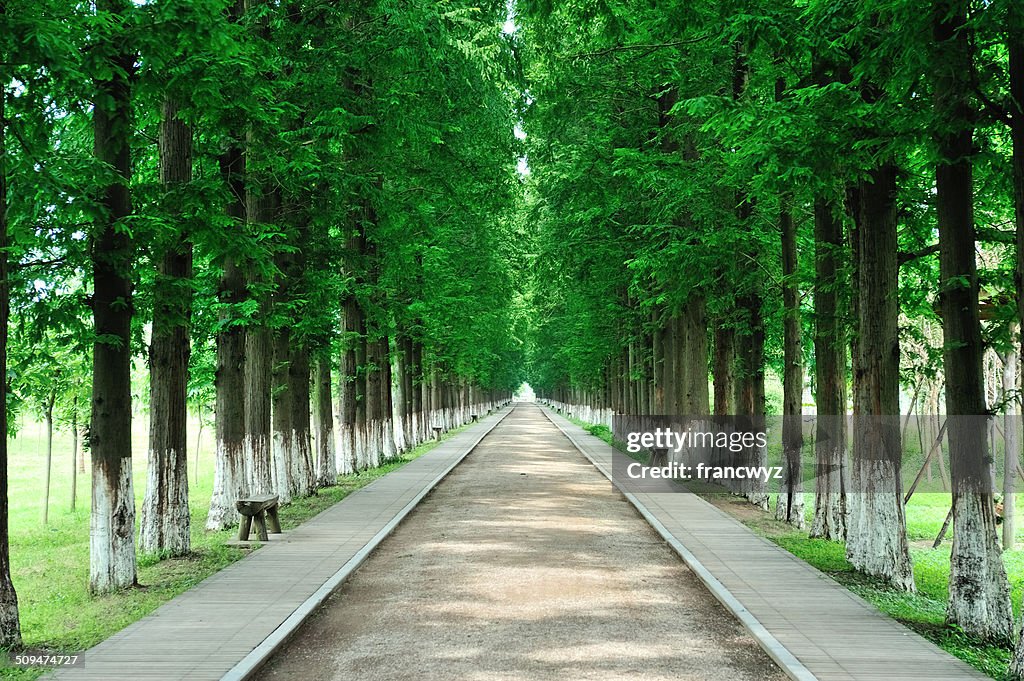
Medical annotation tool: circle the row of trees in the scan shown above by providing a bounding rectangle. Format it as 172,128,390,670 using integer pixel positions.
520,0,1024,663
0,0,523,648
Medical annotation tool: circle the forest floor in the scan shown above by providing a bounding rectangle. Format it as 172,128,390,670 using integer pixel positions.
0,415,470,680
252,404,785,681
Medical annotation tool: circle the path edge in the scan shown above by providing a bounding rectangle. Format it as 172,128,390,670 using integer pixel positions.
220,405,515,681
540,406,819,681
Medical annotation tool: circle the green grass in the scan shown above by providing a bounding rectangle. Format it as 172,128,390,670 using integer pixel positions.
0,414,467,680
549,404,1024,680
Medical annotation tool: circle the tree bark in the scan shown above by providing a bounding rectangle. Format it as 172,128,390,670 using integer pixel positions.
390,335,407,454
776,203,804,527
71,409,78,512
734,294,767,507
271,324,294,504
313,351,337,487
652,309,665,413
846,162,914,592
713,327,735,417
366,335,384,467
140,95,192,556
680,296,709,415
243,193,276,497
0,71,20,647
90,0,138,592
409,337,421,444
934,1,1013,641
338,292,359,474
289,343,313,497
354,307,369,467
810,197,847,540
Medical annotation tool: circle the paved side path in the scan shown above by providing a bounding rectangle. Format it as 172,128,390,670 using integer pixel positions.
253,403,785,681
50,407,511,681
543,407,989,681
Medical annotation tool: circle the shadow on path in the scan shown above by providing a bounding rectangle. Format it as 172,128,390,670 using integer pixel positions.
253,404,785,681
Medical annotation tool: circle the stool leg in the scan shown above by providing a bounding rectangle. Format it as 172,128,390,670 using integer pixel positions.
266,506,281,534
255,511,269,541
238,515,252,541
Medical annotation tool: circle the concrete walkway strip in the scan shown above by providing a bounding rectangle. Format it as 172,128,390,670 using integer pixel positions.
542,407,989,681
49,407,511,681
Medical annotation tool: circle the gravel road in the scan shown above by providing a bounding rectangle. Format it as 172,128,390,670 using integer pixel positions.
252,403,785,681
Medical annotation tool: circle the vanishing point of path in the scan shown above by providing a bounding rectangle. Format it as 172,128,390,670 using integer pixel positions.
253,403,785,681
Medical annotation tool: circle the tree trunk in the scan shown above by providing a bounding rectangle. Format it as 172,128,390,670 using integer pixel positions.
381,335,396,460
0,72,20,647
776,203,804,527
140,95,192,556
1001,347,1017,551
313,351,336,487
734,295,767,507
208,247,247,530
194,406,203,486
1009,24,1024,575
934,1,1012,640
77,418,86,474
71,408,78,512
244,194,276,496
354,309,369,468
43,393,54,525
652,309,665,413
390,335,407,454
662,315,676,415
90,0,138,592
271,325,294,504
366,336,384,467
407,339,419,446
338,293,359,474
680,296,709,415
207,0,248,531
846,161,914,592
731,40,766,506
810,197,847,540
713,326,735,417
289,344,314,498
402,336,415,446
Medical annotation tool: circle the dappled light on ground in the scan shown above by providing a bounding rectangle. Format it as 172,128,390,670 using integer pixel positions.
253,405,783,681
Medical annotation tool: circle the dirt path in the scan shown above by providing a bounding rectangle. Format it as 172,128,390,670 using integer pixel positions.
252,404,785,681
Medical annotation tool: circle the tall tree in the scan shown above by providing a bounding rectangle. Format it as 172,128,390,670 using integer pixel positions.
845,160,914,592
89,0,138,593
206,0,249,531
933,0,1012,641
139,94,193,556
776,199,804,527
809,196,847,540
0,61,21,649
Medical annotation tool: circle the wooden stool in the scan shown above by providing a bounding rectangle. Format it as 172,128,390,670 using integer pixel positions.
235,494,281,541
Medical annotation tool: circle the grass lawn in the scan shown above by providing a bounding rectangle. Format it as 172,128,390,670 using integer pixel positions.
0,413,463,680
574,415,1024,681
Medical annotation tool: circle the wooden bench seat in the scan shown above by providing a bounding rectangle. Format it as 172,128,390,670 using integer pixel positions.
236,493,282,541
